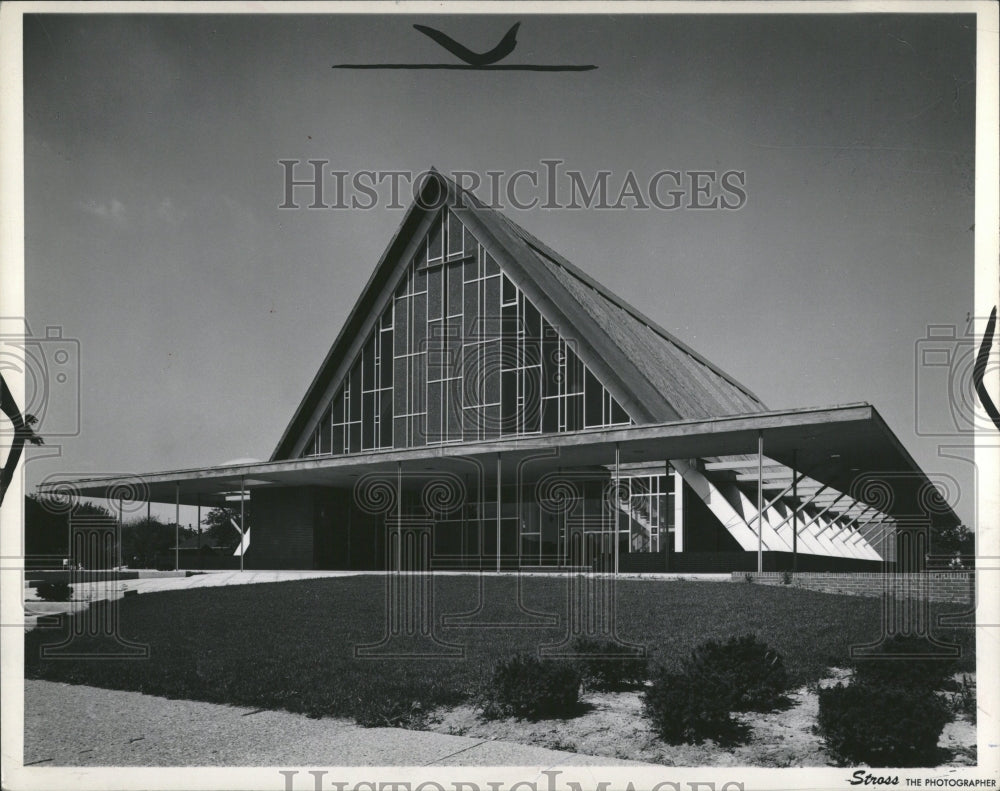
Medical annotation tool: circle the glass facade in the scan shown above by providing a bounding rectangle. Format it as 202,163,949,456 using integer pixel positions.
303,209,631,457
621,474,673,552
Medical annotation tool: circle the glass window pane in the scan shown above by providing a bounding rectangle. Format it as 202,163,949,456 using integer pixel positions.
348,422,361,454
443,318,460,377
331,424,344,455
349,368,361,421
427,267,442,320
427,380,442,443
362,336,376,390
447,263,463,316
380,330,393,387
394,297,409,355
484,252,500,276
483,276,501,336
521,535,540,564
380,390,392,447
566,393,583,431
483,341,500,404
318,408,332,454
542,329,559,398
446,379,462,440
502,274,517,305
462,406,479,441
411,352,426,414
427,320,444,380
542,397,558,434
412,294,427,354
427,215,443,262
523,367,541,432
565,346,583,394
394,358,407,414
464,255,477,283
463,280,478,338
462,344,480,405
501,370,517,434
447,211,463,258
362,392,375,448
611,397,629,425
412,411,426,447
483,404,500,439
584,368,603,427
333,388,346,423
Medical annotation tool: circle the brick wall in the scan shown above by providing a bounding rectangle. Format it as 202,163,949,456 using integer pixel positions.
731,571,974,604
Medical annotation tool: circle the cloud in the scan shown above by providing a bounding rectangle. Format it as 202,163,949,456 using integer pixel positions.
81,198,127,224
155,197,184,224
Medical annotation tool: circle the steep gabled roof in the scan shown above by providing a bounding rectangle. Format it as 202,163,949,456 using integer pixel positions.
270,170,766,460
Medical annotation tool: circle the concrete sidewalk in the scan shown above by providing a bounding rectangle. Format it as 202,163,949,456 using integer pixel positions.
23,680,652,767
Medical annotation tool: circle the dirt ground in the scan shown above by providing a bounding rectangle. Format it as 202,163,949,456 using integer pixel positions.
427,670,978,768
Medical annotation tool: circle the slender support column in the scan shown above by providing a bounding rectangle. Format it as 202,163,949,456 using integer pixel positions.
396,462,402,574
239,476,246,572
174,482,180,571
496,453,501,573
672,463,683,552
614,443,621,576
117,495,123,568
791,449,798,572
196,494,201,550
757,431,764,573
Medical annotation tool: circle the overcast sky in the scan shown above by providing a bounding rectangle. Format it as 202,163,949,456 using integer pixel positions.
21,11,978,524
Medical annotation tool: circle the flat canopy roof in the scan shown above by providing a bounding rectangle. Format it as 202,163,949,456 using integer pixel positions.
36,403,959,526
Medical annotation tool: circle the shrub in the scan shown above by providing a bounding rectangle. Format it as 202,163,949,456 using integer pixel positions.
643,667,747,745
851,635,959,692
572,637,648,691
743,572,754,583
781,570,793,585
949,674,976,723
680,634,788,712
818,680,951,767
35,581,73,602
479,653,581,720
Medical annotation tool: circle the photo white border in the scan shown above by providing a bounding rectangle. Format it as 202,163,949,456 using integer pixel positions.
1,2,997,789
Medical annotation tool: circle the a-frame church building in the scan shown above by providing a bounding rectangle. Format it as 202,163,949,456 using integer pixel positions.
44,171,958,573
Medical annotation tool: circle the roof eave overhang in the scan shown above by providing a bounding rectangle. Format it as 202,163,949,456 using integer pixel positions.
37,403,959,527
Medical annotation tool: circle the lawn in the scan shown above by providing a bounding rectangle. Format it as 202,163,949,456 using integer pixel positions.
23,575,974,728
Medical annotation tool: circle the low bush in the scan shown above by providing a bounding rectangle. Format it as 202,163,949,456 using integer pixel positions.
851,635,959,692
781,570,793,585
34,582,73,602
479,653,581,720
948,674,976,723
643,667,748,745
572,637,648,691
681,634,788,712
817,680,951,767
